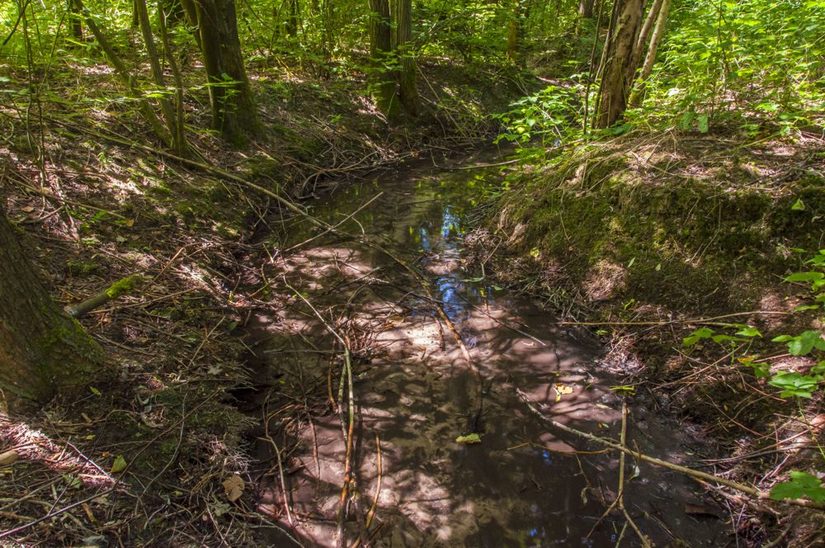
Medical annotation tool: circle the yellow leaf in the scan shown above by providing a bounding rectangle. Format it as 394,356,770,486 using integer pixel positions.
554,384,574,402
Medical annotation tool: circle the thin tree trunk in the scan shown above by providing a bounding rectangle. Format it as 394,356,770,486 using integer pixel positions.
393,0,417,116
631,0,663,72
134,0,180,151
72,0,172,145
579,0,595,18
68,0,83,40
630,0,670,107
368,0,396,115
0,206,105,413
506,0,525,65
593,0,644,128
192,0,258,143
158,0,188,155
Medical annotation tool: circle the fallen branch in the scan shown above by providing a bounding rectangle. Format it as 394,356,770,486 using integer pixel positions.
65,274,144,318
517,389,825,512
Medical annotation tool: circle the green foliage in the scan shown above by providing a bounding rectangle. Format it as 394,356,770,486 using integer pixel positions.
684,249,825,399
770,471,825,503
495,84,582,145
631,0,825,133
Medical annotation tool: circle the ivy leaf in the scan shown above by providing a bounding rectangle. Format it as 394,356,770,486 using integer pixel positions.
683,327,715,347
735,326,762,338
770,471,825,503
788,331,825,356
784,272,824,283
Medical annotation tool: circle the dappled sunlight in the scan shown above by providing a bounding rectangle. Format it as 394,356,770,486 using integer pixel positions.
0,413,116,490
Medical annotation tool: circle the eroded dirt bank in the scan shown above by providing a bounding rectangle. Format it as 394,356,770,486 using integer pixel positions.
240,153,729,546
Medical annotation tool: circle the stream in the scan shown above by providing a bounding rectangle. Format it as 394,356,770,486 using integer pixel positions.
242,152,727,547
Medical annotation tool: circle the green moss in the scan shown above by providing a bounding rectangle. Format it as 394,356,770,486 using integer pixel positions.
105,274,143,299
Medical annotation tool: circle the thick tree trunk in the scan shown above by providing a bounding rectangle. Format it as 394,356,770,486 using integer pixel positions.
593,0,644,128
0,207,104,413
192,0,258,143
393,0,417,117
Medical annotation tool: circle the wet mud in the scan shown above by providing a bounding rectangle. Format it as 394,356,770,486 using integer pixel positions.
242,154,728,546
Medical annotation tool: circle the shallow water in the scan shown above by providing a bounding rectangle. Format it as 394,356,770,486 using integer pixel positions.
245,153,727,547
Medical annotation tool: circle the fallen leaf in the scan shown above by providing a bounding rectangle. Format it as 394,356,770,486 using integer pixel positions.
111,455,127,474
223,474,244,502
554,384,574,402
0,450,19,467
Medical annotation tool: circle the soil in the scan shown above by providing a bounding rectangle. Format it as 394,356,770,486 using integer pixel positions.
240,156,729,546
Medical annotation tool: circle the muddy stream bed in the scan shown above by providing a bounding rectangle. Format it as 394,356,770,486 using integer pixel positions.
240,152,728,546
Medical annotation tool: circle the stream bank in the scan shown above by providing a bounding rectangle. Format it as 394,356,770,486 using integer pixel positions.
474,129,825,545
239,151,729,546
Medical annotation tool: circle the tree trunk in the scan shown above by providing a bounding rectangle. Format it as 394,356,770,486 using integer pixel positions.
0,207,105,413
579,0,595,19
135,0,183,153
393,0,417,117
506,0,525,66
630,0,670,107
368,0,396,115
593,0,644,128
73,0,172,146
631,0,663,73
191,0,258,143
68,0,83,40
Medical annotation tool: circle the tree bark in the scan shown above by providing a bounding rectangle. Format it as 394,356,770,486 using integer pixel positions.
393,0,417,117
68,0,83,41
73,0,172,146
368,0,396,115
0,206,105,413
506,0,526,66
593,0,644,128
630,0,670,107
631,0,663,73
191,0,258,143
579,0,595,19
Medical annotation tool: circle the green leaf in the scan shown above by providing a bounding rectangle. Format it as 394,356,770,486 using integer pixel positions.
784,272,824,283
456,433,482,445
735,326,762,338
788,331,825,356
791,198,806,211
683,327,715,347
770,472,825,503
111,455,128,473
768,372,819,398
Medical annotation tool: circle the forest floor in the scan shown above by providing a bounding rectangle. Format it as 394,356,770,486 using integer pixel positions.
0,49,823,546
0,56,530,545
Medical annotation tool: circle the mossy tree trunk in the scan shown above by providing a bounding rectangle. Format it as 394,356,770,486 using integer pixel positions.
506,0,527,66
368,0,417,119
0,207,104,413
593,0,644,128
368,0,396,115
393,0,418,117
190,0,258,143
